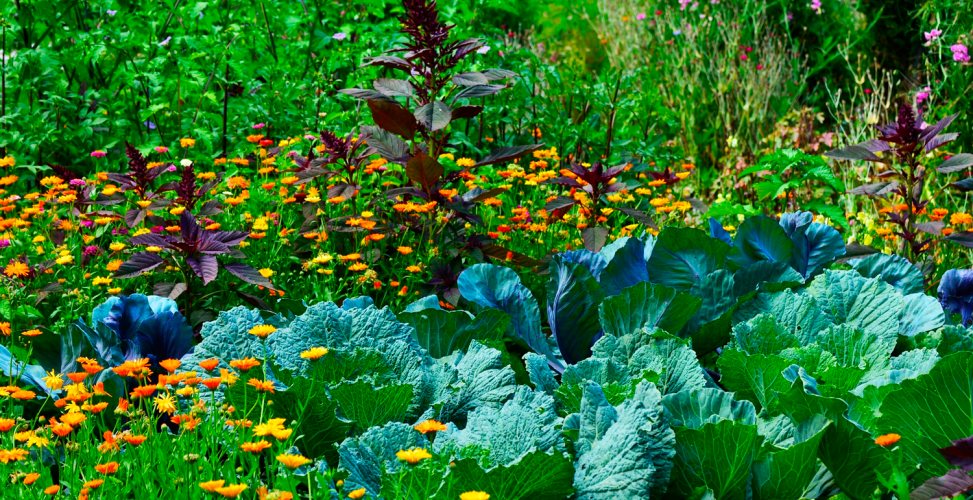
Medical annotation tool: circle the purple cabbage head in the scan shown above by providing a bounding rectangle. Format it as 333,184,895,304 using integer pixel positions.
939,269,973,326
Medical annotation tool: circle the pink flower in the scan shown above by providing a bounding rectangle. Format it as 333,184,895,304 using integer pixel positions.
154,146,169,153
740,54,748,60
952,44,970,63
916,91,929,104
864,88,872,94
924,29,942,41
636,13,646,20
90,150,106,158
252,123,266,129
756,64,763,70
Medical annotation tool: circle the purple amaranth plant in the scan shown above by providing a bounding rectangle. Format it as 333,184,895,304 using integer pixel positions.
826,103,971,274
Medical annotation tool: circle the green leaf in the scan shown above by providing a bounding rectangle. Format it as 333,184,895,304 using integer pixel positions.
717,349,793,412
877,352,973,482
751,416,829,500
599,282,702,338
647,228,730,292
338,422,429,497
670,420,763,500
272,366,354,465
446,450,575,500
662,389,757,429
398,308,508,359
848,253,924,295
729,216,795,269
331,379,414,430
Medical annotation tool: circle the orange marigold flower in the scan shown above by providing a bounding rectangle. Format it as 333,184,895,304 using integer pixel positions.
200,480,226,492
397,246,413,255
22,329,43,337
229,358,261,371
95,461,119,474
396,448,432,464
875,433,901,447
0,322,10,336
414,420,447,434
11,390,37,400
300,347,328,360
202,378,222,390
23,472,40,485
123,435,147,446
44,485,60,495
247,378,275,393
240,440,272,454
248,325,277,339
0,419,15,432
3,261,30,278
159,359,181,373
276,453,311,469
199,359,220,371
216,484,249,498
348,488,367,499
951,213,973,225
83,479,104,489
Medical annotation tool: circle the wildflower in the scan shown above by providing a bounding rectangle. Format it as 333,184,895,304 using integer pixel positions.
348,489,367,499
23,473,40,485
230,358,261,371
951,213,973,225
44,485,60,495
300,347,329,360
215,484,249,498
875,434,901,447
22,329,42,337
180,138,196,148
396,448,432,465
11,390,37,400
332,32,348,40
414,420,447,434
95,461,119,474
3,261,30,278
951,44,971,63
124,435,147,446
83,479,104,489
200,480,226,493
248,379,275,393
461,493,490,500
202,378,222,390
199,359,220,371
240,440,272,453
159,359,181,373
248,325,277,339
43,370,65,391
0,322,9,336
259,268,274,278
397,246,413,255
277,453,311,469
0,419,14,432
153,394,177,414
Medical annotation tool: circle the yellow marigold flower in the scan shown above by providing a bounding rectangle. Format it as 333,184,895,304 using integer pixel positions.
229,358,261,371
348,488,367,499
675,172,691,180
22,329,42,337
300,347,329,360
456,158,475,168
56,255,74,265
461,492,490,500
153,394,177,415
240,440,272,453
397,246,413,255
92,277,112,286
348,262,368,272
277,453,311,469
180,138,196,148
248,325,277,339
874,433,901,447
406,265,422,273
414,420,447,434
43,370,65,391
396,448,432,465
259,268,274,278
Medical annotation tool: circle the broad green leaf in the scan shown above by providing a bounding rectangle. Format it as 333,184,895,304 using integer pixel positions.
751,415,829,500
662,388,757,429
848,253,924,295
446,450,575,500
670,420,763,500
717,349,793,412
647,227,730,292
398,308,509,358
599,282,702,338
331,380,414,430
728,216,794,270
